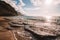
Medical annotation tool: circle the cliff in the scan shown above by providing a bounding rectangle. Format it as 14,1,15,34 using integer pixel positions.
0,1,18,16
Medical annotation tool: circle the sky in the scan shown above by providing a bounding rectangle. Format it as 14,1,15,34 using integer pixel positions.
2,0,60,16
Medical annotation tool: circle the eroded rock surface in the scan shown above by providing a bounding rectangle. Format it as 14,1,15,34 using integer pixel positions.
0,16,60,40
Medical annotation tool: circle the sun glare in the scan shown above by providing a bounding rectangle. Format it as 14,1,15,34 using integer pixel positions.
45,16,52,22
45,0,53,5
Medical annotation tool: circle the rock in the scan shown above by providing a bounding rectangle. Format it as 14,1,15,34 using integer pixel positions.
25,16,60,36
0,31,15,40
24,27,58,40
0,1,18,16
0,17,10,31
0,2,60,40
0,16,60,40
0,17,15,40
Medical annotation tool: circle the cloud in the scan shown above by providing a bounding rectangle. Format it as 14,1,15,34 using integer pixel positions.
24,7,40,11
30,0,42,6
24,0,60,16
2,0,60,16
19,0,25,6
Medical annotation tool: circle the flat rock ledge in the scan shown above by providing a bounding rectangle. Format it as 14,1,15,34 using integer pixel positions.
0,16,60,40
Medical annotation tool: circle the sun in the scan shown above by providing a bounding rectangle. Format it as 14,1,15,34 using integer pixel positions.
45,0,53,5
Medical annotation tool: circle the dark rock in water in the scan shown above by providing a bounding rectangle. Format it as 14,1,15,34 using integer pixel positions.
0,1,18,16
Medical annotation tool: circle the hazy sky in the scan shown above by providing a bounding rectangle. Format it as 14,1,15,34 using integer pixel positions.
2,0,60,16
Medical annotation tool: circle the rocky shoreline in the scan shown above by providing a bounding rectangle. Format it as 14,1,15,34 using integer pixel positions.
0,1,60,40
0,16,60,40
